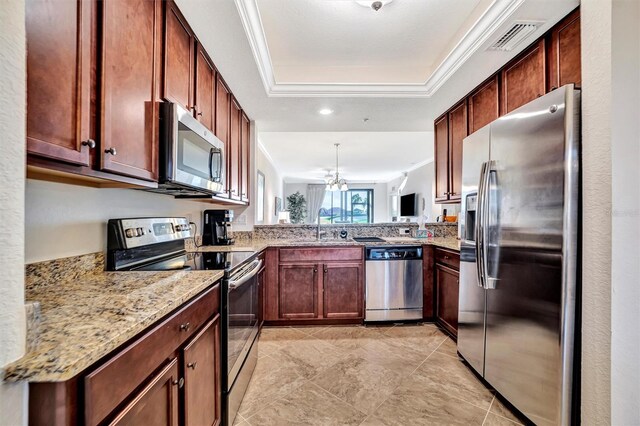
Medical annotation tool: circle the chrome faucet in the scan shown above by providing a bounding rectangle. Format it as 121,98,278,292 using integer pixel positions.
316,209,323,240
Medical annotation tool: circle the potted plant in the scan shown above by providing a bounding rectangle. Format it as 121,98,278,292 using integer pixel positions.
286,191,307,224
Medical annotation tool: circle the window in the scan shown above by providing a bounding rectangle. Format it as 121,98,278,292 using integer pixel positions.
319,189,374,224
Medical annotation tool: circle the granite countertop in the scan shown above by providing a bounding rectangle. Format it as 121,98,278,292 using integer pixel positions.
190,236,460,253
2,254,223,383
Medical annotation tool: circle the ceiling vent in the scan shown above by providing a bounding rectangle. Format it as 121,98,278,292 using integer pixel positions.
487,21,543,52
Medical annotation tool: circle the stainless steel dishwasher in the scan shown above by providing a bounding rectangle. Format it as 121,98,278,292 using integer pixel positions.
365,246,423,322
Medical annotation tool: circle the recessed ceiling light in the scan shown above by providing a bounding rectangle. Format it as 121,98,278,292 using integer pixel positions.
319,108,334,115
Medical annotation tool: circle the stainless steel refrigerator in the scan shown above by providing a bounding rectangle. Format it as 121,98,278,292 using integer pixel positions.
457,85,580,426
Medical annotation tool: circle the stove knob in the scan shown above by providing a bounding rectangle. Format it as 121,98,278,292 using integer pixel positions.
137,227,144,236
125,228,134,238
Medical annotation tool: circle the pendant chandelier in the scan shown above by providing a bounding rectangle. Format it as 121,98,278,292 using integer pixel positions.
324,143,348,192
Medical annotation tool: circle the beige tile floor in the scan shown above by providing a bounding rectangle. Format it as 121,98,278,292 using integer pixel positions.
234,324,527,426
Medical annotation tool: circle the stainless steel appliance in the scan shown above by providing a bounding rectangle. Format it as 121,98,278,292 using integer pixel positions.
106,217,260,426
222,257,261,426
457,85,580,426
203,209,235,245
365,246,423,321
155,102,225,196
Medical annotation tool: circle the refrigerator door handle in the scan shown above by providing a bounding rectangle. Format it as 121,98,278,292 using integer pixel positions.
475,162,488,288
483,161,498,290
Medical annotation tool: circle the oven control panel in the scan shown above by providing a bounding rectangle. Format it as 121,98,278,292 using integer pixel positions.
109,217,192,249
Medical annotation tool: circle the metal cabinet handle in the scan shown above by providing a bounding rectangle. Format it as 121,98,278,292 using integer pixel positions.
313,268,318,273
197,112,203,116
104,147,117,156
82,139,96,149
179,322,190,332
187,362,197,370
172,378,185,388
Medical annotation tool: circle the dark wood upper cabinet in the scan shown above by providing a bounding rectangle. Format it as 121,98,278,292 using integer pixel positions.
229,98,242,201
100,0,162,181
448,101,466,202
468,76,499,134
215,75,231,195
323,263,363,319
195,44,216,131
109,358,180,426
26,0,93,166
183,317,221,426
163,1,195,110
279,264,319,319
501,39,546,115
548,8,581,90
240,113,251,203
434,115,449,203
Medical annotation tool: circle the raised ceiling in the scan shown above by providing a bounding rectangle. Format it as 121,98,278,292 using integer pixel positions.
256,0,486,85
259,132,433,183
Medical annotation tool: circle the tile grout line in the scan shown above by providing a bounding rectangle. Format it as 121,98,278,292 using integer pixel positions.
308,381,371,418
482,395,497,426
409,336,448,375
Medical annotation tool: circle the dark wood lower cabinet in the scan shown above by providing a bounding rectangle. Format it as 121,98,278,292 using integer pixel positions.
29,284,221,426
110,358,180,426
267,247,364,324
436,263,460,338
323,263,363,319
279,264,319,319
183,316,221,426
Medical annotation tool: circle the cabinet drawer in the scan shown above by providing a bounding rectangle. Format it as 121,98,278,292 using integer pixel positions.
84,284,220,426
434,248,460,270
279,247,363,263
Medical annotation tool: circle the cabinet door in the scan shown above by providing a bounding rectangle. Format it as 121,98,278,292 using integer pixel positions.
229,98,242,201
468,76,499,134
322,263,363,319
26,0,92,166
240,113,251,203
183,316,221,426
501,39,546,115
279,264,319,319
548,9,581,90
448,101,466,202
164,1,194,110
100,0,161,181
436,264,459,337
258,266,265,327
110,358,179,426
195,44,215,131
215,76,231,196
434,114,449,203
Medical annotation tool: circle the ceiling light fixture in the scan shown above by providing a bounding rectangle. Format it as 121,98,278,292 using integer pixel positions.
318,108,334,115
324,143,348,192
355,0,393,11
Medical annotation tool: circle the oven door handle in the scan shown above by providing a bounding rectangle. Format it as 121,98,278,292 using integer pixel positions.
229,259,262,291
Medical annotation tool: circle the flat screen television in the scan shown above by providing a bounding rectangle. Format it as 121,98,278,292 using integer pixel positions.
400,193,417,217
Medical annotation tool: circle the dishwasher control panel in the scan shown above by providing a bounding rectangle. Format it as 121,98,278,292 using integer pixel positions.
365,246,423,260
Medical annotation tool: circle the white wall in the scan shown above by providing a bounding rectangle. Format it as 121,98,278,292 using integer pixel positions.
25,180,237,263
581,1,613,424
256,142,284,224
283,181,388,223
611,0,640,424
0,0,28,424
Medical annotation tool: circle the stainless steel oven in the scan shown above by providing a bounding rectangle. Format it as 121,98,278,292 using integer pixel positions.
157,102,225,196
223,257,261,425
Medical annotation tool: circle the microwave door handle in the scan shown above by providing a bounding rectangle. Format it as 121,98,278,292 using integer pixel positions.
216,148,223,182
208,148,214,180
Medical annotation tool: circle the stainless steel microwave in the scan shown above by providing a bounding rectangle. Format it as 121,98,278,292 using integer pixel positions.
157,102,225,196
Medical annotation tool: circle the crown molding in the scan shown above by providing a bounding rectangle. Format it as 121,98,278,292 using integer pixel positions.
235,0,524,97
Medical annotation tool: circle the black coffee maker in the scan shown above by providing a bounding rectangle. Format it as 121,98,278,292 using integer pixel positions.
202,210,235,245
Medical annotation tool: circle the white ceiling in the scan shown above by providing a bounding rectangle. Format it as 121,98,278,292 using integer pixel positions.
255,0,486,85
175,0,579,181
259,132,433,183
